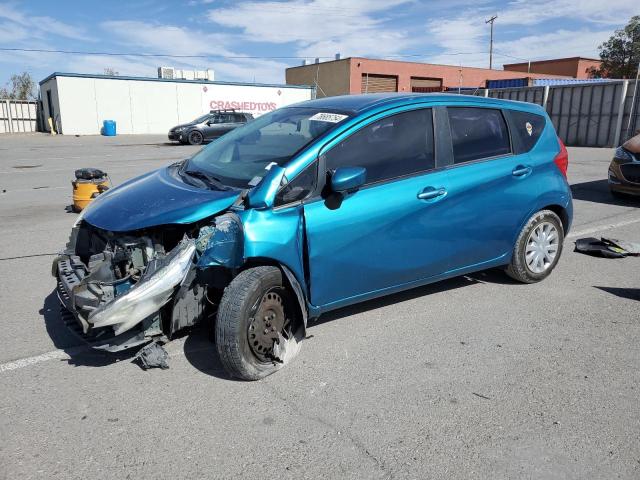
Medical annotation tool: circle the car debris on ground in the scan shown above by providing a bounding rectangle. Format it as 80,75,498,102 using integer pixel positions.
134,342,170,370
575,237,640,258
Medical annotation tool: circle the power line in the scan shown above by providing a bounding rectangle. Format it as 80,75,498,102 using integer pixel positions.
2,46,494,61
5,45,575,68
0,47,331,60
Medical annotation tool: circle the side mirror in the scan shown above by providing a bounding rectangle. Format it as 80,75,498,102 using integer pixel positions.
331,167,366,193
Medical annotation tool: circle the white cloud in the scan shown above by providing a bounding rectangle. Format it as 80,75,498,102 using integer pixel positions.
101,20,290,82
207,0,418,58
0,21,29,43
101,20,233,56
497,0,639,26
0,3,90,41
421,0,637,69
494,29,613,64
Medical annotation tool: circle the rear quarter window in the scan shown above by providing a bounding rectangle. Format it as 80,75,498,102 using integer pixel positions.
505,110,546,153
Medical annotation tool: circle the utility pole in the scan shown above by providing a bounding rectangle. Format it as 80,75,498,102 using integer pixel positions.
485,15,498,70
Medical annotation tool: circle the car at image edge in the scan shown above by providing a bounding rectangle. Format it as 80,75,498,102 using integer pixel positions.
53,93,573,380
608,132,640,198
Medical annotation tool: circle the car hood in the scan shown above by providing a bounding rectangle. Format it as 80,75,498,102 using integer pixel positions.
171,122,197,130
82,166,241,232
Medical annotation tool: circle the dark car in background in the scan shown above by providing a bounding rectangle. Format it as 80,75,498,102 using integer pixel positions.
168,109,254,145
609,131,640,198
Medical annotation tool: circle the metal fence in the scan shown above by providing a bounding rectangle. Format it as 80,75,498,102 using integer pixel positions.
0,99,39,134
458,80,640,147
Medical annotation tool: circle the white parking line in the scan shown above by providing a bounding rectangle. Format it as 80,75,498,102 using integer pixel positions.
567,216,640,239
0,349,73,373
0,342,208,374
0,161,174,175
1,186,67,194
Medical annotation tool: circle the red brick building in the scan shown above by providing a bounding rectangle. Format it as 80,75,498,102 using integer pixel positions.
286,57,570,97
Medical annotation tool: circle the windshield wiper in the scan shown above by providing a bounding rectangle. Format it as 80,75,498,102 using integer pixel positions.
183,169,230,191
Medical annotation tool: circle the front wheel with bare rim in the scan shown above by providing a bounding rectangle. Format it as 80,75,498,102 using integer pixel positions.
215,266,303,380
506,209,564,283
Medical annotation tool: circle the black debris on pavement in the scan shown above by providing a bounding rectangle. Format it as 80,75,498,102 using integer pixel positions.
575,237,640,258
134,342,169,370
602,237,640,256
472,392,491,400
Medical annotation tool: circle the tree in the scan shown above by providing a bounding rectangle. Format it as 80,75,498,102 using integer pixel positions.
589,16,640,79
0,72,37,100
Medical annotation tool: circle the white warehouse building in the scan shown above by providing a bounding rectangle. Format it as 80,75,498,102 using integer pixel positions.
39,72,315,136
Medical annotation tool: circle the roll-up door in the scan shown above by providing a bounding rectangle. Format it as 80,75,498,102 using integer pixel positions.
361,74,398,93
410,77,443,93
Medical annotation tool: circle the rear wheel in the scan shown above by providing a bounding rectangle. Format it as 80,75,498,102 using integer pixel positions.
215,266,302,380
187,130,204,145
506,210,564,283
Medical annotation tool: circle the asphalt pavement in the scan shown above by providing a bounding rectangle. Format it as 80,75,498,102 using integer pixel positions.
0,134,639,479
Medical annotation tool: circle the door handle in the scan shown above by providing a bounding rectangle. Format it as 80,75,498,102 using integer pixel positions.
512,165,532,177
417,187,447,200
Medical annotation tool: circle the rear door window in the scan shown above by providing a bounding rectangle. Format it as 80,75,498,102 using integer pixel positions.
324,108,434,184
505,110,546,153
447,107,511,163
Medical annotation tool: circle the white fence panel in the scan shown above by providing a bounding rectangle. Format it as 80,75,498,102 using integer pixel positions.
0,99,38,133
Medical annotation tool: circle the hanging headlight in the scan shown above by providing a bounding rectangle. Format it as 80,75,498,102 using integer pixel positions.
89,239,196,335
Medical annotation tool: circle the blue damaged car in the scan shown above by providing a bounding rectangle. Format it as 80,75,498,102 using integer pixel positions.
53,93,572,379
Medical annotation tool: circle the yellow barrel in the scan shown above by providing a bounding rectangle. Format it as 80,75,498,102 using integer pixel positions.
72,168,110,212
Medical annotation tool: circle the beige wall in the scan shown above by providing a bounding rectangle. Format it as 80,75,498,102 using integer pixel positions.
286,59,351,97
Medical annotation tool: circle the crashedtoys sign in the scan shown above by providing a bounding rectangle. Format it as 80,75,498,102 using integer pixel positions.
202,83,310,117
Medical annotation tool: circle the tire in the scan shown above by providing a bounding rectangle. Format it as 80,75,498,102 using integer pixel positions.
506,209,564,284
215,266,302,380
187,130,204,145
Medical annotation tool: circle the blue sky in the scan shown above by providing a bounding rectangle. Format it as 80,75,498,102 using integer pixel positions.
0,0,637,89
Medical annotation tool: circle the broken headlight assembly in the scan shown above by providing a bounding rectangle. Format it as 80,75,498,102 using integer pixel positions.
88,239,196,335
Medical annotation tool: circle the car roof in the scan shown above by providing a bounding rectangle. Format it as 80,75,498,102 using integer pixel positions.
292,93,543,115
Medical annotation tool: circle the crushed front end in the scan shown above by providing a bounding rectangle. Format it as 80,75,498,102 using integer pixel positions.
52,219,202,351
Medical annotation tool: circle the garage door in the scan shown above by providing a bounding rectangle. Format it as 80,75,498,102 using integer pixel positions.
361,74,398,93
411,77,442,93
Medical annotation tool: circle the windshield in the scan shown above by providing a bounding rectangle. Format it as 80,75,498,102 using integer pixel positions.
192,113,211,124
185,107,350,188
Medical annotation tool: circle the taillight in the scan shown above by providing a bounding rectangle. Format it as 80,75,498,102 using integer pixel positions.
554,138,568,178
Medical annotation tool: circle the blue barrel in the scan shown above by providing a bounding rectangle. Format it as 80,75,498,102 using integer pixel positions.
102,120,116,136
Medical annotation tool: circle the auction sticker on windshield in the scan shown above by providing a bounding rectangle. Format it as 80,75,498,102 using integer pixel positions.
309,112,348,123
